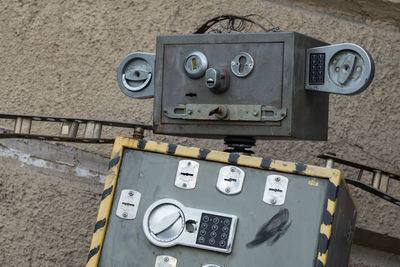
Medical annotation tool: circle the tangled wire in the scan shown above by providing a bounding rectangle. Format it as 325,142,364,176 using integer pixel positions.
194,14,279,34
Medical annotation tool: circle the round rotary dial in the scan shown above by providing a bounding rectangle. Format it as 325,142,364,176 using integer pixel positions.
148,203,185,242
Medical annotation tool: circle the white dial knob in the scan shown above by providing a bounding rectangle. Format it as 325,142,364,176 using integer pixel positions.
148,203,184,242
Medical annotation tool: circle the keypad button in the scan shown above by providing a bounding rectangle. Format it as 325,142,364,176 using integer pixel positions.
212,217,220,224
196,213,233,249
309,53,325,85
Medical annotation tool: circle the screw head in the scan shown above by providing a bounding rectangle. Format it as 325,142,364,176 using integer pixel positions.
252,111,259,116
230,167,236,172
275,177,280,182
187,109,193,115
164,257,169,262
128,191,134,196
182,183,187,188
271,199,276,204
122,212,128,217
225,187,231,193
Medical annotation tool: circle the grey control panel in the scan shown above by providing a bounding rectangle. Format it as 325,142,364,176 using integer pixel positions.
99,148,357,267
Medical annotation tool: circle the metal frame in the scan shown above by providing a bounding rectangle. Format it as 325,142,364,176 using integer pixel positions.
86,137,350,267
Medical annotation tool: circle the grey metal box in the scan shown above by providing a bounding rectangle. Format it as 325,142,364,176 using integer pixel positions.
153,32,329,140
87,138,357,267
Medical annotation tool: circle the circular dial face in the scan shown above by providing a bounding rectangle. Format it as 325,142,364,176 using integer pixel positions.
148,203,185,242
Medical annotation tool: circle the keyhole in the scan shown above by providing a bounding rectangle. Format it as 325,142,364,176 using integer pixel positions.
191,57,197,70
238,56,246,73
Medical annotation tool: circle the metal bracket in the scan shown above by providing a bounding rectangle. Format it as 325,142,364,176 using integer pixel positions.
263,175,289,205
163,104,287,121
175,160,199,189
216,166,245,195
116,190,141,219
155,255,177,267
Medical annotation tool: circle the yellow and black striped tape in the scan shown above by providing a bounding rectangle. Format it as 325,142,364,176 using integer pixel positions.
86,137,347,267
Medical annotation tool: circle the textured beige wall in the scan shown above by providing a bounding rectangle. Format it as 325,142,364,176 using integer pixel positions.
0,0,399,265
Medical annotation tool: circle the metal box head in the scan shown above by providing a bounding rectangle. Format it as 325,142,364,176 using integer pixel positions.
153,32,329,140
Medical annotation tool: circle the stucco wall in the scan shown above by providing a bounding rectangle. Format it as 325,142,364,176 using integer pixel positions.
0,0,399,265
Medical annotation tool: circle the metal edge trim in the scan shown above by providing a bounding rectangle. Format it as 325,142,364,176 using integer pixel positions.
315,173,344,267
86,138,124,267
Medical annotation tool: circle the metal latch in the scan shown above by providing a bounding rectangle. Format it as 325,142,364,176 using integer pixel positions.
163,104,287,121
155,255,177,267
263,175,289,205
116,189,141,219
216,166,245,195
175,160,199,189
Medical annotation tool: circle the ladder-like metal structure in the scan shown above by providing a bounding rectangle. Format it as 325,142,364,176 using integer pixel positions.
319,153,400,206
0,113,152,143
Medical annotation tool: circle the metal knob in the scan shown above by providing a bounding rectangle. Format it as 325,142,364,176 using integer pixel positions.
148,204,184,242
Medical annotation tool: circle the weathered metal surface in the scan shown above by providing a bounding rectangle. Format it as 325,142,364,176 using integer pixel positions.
153,32,329,140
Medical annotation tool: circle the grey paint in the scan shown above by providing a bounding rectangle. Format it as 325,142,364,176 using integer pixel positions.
153,32,329,140
99,149,344,267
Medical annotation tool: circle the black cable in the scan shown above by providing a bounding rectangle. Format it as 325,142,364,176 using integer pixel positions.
194,14,279,34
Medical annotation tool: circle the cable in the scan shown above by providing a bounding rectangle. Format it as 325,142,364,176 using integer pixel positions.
194,14,279,34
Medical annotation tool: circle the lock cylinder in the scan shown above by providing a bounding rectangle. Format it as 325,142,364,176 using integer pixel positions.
205,67,230,94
